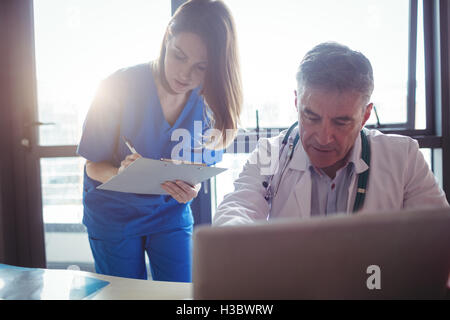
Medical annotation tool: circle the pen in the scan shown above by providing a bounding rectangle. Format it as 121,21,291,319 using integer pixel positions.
160,158,206,167
122,136,137,154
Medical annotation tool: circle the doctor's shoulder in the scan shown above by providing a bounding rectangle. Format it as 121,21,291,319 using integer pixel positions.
242,130,288,172
252,130,287,155
365,128,421,162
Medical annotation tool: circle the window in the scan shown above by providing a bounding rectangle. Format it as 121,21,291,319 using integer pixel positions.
34,0,170,146
225,0,420,129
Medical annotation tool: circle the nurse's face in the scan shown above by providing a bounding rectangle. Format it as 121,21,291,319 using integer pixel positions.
297,86,372,176
164,32,208,95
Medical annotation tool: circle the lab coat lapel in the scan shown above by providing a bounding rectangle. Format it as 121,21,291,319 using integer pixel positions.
293,171,312,218
277,170,312,219
280,139,312,219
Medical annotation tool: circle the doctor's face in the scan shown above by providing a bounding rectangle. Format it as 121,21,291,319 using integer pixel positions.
164,32,208,95
297,86,372,173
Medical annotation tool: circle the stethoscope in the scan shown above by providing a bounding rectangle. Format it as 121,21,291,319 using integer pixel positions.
262,122,371,213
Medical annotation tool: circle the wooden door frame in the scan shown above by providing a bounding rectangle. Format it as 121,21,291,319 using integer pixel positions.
0,0,45,267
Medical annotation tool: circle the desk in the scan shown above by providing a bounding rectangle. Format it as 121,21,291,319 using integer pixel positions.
0,264,192,300
81,270,193,300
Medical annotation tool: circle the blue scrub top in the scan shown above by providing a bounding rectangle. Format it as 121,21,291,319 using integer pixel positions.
77,63,222,240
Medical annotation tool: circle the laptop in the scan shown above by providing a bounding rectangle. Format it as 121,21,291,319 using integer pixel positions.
193,207,450,299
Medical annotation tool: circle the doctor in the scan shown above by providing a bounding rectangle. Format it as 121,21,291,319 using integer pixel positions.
214,42,449,226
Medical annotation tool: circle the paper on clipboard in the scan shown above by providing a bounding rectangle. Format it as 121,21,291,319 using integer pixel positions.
97,158,227,195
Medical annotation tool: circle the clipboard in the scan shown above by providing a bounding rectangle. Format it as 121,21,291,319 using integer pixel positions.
97,158,227,195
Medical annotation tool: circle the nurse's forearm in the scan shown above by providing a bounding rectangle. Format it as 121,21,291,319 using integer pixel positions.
85,160,119,183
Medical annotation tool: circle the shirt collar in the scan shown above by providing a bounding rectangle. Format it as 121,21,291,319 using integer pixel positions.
287,128,309,171
349,130,370,174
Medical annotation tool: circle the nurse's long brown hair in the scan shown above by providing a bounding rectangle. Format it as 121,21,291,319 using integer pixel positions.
156,0,242,150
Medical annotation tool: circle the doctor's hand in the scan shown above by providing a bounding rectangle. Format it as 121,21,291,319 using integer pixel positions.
161,180,201,204
118,153,142,174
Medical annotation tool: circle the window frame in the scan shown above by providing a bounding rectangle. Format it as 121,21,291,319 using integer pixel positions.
228,0,442,148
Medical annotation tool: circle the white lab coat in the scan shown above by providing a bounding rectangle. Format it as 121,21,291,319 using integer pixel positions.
214,128,449,226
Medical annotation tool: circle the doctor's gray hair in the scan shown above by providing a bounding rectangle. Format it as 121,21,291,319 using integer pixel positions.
296,42,374,103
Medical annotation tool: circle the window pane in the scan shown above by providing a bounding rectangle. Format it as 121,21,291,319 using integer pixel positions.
225,0,410,128
415,0,426,129
40,157,93,270
212,153,249,219
33,0,171,146
41,157,84,224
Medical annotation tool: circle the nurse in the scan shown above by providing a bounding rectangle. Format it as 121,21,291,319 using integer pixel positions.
77,0,242,282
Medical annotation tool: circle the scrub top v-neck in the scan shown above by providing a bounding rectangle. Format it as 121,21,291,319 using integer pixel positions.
77,63,221,241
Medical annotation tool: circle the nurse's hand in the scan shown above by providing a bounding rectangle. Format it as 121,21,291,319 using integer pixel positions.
118,153,142,174
161,181,201,204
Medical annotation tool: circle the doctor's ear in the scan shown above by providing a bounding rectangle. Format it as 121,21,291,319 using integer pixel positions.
294,90,298,112
362,103,373,126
